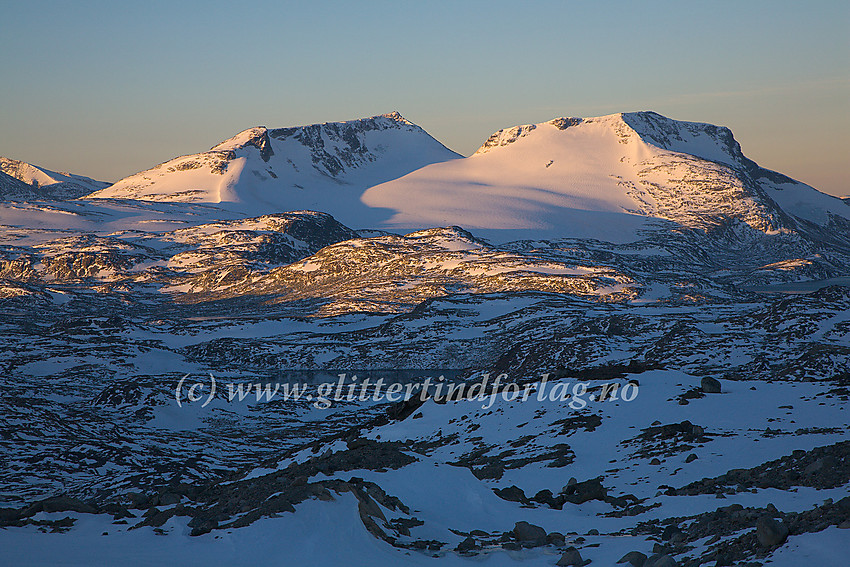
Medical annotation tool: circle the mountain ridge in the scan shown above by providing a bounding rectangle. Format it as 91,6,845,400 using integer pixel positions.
0,156,108,200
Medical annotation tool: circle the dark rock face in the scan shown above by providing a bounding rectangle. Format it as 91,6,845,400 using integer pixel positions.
803,456,836,476
756,515,789,547
549,117,583,130
701,376,722,393
187,517,217,537
268,112,430,177
477,124,537,153
532,489,555,506
243,129,274,162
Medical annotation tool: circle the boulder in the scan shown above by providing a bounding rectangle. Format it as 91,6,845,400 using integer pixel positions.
547,531,566,546
661,524,684,543
456,536,479,552
354,490,386,522
495,485,529,504
512,521,547,545
756,515,789,547
562,478,607,504
556,546,589,566
533,489,555,505
154,491,181,506
700,377,722,393
188,517,217,537
617,551,647,566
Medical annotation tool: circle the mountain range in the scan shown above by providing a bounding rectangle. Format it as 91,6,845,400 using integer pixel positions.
0,111,848,567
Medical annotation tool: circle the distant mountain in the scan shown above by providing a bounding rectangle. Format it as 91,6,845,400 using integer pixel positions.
86,112,461,228
363,111,850,245
0,157,109,200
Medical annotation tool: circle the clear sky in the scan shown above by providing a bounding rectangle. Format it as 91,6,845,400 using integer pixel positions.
1,1,848,196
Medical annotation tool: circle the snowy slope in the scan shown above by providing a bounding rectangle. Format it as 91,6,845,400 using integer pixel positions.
362,112,850,243
0,157,109,199
87,112,461,228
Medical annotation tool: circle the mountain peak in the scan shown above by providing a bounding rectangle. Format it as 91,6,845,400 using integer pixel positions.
211,113,419,156
86,112,461,226
211,127,274,162
364,110,850,242
472,111,748,169
378,110,412,124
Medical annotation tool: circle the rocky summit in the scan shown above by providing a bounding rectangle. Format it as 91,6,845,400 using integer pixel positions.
0,111,848,566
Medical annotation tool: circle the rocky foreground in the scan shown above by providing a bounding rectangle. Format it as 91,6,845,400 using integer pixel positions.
0,211,848,565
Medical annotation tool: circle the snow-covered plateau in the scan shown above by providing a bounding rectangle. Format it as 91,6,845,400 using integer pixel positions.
0,111,848,566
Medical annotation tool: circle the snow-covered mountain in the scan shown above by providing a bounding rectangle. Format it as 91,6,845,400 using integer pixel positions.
73,110,850,258
0,157,109,200
86,112,461,228
363,111,850,244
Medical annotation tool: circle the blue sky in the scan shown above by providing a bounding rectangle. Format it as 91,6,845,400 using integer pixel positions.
1,0,848,195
